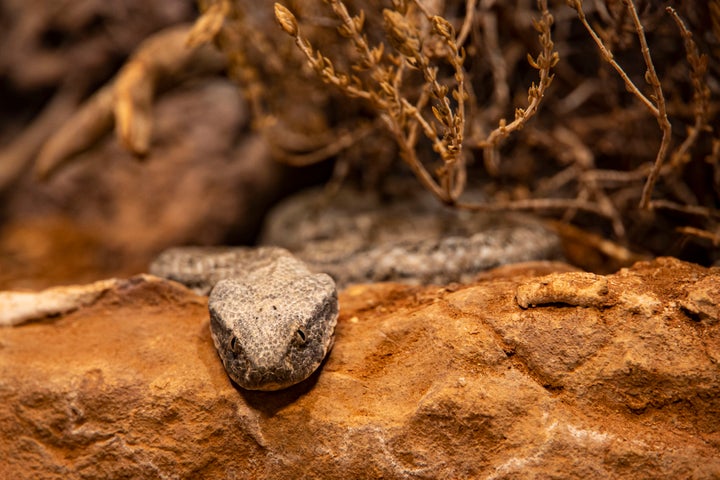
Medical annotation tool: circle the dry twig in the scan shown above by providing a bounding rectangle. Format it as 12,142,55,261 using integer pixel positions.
475,0,558,173
566,0,671,209
666,7,711,171
34,25,226,179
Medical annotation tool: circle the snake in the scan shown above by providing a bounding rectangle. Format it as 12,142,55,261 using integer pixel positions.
149,187,562,391
150,247,337,391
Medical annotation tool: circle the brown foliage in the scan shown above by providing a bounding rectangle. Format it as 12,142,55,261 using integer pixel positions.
264,0,718,259
14,0,720,262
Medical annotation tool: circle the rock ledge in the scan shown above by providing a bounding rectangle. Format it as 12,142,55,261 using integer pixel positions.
1,258,718,479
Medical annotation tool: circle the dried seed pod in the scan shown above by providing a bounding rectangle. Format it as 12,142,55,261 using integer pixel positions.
274,3,299,37
382,9,421,58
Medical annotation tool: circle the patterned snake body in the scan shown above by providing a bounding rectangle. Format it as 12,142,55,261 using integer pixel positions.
151,188,562,391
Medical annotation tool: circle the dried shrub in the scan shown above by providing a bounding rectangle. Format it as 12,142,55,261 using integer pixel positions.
24,0,720,263
213,0,718,261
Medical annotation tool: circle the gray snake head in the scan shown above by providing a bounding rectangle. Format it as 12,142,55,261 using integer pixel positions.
207,255,338,391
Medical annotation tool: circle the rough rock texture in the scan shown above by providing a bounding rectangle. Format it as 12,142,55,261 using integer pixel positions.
1,257,719,478
0,277,138,326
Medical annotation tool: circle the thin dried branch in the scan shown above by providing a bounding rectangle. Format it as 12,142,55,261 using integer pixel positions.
527,124,626,237
34,24,226,179
384,6,467,200
676,226,720,246
565,0,658,116
270,121,378,166
581,166,650,186
628,0,671,209
666,7,711,170
456,0,477,48
0,86,80,187
649,200,720,219
186,0,231,47
548,220,650,264
456,196,610,218
479,0,510,121
35,83,115,179
476,0,558,170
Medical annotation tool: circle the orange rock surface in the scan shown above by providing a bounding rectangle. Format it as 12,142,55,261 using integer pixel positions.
1,258,718,478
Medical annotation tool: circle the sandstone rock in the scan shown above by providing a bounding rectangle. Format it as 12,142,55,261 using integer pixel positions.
0,277,126,327
1,258,719,478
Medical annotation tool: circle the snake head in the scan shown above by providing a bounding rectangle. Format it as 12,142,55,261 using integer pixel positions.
208,256,338,391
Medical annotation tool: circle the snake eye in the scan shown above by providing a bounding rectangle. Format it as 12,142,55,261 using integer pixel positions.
295,328,307,345
230,336,240,353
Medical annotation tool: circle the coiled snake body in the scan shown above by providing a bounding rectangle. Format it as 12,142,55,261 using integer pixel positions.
150,188,562,391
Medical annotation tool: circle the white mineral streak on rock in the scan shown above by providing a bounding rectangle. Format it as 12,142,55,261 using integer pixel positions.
0,275,162,326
